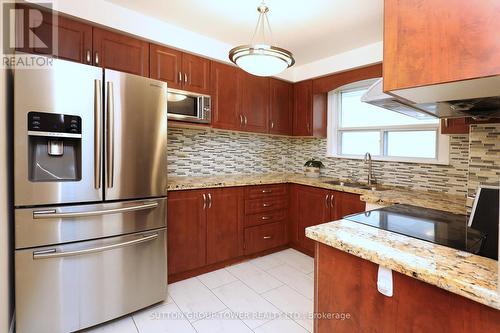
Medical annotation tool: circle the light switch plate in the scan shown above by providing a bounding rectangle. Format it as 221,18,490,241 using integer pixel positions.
377,265,393,297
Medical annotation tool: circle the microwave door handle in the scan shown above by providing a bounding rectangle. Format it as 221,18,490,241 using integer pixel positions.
33,233,159,259
106,81,115,188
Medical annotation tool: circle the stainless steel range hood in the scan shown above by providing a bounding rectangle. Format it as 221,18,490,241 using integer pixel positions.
362,77,500,119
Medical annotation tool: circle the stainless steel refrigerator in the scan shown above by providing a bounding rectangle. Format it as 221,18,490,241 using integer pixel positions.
13,58,168,333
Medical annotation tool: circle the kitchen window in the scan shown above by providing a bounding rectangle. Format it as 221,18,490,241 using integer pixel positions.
327,79,449,164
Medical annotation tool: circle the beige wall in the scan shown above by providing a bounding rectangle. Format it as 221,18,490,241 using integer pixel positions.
1,0,13,328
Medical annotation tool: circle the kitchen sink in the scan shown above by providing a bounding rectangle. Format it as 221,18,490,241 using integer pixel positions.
323,180,388,191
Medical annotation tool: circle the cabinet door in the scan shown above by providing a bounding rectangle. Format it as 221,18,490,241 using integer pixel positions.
206,188,244,265
92,27,149,76
293,80,313,136
211,62,243,130
296,185,331,254
384,0,500,91
331,191,366,221
440,118,470,135
182,53,210,94
241,74,269,133
167,190,206,275
30,11,93,64
149,44,182,89
270,78,293,135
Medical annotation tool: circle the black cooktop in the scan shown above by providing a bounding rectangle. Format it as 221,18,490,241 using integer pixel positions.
344,204,486,255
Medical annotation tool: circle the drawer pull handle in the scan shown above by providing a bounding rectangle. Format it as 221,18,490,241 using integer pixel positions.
262,189,272,193
263,236,272,239
261,216,271,220
263,203,271,207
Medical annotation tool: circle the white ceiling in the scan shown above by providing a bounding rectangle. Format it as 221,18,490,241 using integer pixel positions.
106,0,383,66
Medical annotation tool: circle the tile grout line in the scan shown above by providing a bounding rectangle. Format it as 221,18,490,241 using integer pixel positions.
265,263,314,301
195,278,256,333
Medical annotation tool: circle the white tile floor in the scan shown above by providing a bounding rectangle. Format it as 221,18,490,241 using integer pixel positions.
82,249,314,333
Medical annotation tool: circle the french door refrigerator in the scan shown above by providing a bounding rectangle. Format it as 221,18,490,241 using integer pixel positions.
13,57,168,333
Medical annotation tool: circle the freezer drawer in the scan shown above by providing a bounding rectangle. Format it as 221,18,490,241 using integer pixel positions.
15,228,167,333
15,198,166,249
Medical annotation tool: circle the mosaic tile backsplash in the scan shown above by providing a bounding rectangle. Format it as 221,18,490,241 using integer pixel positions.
467,124,500,208
166,125,487,196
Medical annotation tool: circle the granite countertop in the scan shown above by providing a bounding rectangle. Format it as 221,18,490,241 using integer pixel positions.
167,173,467,214
305,220,500,310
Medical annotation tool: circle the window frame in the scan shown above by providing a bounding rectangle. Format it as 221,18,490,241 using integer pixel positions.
327,78,450,165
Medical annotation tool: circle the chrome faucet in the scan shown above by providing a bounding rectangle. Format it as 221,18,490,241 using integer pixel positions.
364,152,375,186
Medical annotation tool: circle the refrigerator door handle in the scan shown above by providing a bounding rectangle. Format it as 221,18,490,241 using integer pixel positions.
106,81,115,188
32,233,159,259
32,201,159,219
94,79,102,189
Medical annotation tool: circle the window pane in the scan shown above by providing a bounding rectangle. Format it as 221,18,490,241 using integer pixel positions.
341,131,380,155
386,131,437,158
340,88,438,128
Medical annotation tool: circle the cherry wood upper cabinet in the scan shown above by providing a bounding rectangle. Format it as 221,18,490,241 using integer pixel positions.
182,53,210,94
32,12,93,64
167,190,207,275
384,0,500,92
270,78,293,135
211,62,243,131
241,73,269,134
293,80,327,137
92,27,149,76
149,44,182,90
15,4,92,64
150,45,210,94
206,188,244,264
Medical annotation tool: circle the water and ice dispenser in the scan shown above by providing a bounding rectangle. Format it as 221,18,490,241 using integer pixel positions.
27,112,82,182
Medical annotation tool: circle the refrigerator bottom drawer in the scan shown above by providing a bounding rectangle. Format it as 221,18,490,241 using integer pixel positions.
15,228,167,333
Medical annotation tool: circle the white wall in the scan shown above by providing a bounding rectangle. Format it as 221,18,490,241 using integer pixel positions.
50,0,382,82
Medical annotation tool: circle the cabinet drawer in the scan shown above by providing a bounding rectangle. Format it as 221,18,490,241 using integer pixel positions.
244,222,286,255
244,209,287,228
245,184,287,199
245,197,287,214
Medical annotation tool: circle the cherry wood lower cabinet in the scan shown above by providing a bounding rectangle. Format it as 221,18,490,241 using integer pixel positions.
167,187,243,276
315,243,500,332
290,185,366,255
206,188,244,264
243,184,289,255
167,189,207,275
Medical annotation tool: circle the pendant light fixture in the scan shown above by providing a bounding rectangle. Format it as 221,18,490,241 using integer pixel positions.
229,1,295,77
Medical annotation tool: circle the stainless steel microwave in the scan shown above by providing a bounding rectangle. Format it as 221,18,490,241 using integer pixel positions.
167,88,211,124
